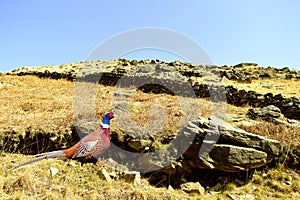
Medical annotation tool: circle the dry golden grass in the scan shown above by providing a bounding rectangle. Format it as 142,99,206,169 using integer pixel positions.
220,168,300,199
3,75,214,138
1,74,300,199
239,121,300,149
239,121,300,171
224,78,300,99
2,153,300,199
1,153,197,200
0,74,297,147
0,75,74,135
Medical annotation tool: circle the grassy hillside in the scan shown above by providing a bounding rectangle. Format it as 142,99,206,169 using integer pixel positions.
0,61,300,199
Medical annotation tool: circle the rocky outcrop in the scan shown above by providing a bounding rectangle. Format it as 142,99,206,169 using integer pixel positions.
10,60,300,82
98,116,283,187
111,116,282,172
224,87,300,120
186,116,282,165
218,63,300,82
247,105,300,126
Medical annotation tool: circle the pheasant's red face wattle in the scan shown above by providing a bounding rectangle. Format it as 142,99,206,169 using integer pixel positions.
107,112,114,119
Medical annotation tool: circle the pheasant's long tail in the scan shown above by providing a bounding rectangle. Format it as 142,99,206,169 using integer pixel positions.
11,150,66,170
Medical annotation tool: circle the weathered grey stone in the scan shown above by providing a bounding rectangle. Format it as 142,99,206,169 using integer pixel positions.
49,167,59,177
124,171,141,186
128,139,152,151
247,105,300,127
180,182,205,194
189,117,283,156
248,105,282,120
260,82,274,89
101,168,112,183
209,144,267,171
227,193,255,200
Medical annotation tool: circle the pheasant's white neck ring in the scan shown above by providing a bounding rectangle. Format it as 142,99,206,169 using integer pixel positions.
100,122,110,128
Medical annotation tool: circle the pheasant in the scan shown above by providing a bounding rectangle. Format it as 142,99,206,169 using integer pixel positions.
12,112,114,170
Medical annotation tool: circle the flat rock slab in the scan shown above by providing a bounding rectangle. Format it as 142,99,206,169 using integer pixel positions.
209,144,267,171
188,117,283,156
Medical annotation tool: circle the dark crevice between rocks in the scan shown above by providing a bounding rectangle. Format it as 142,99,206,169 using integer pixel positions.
144,168,255,189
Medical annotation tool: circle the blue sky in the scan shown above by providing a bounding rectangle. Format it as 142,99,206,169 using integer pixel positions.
1,0,299,72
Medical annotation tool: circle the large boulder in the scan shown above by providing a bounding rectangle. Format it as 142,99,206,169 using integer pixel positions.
128,116,283,188
106,115,283,188
180,117,283,172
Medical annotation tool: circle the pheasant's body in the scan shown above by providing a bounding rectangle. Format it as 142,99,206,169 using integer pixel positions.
12,112,114,170
65,127,110,162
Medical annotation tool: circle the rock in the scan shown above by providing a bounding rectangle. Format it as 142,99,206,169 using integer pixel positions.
259,72,271,78
124,171,141,186
209,144,267,171
130,60,138,66
209,183,223,191
180,182,205,194
233,63,258,68
144,116,283,188
221,76,231,84
287,119,300,127
102,168,112,183
134,172,141,186
181,117,282,173
168,185,175,191
247,105,283,120
260,82,274,89
247,105,300,127
226,113,257,127
227,193,255,200
194,117,282,156
128,139,152,151
68,161,77,167
49,167,59,177
286,74,295,79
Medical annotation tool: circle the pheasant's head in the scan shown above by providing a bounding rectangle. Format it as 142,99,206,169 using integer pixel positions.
101,112,115,128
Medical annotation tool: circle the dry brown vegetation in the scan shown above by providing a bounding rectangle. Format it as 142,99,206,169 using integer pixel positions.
0,75,215,142
224,78,300,98
1,153,300,199
1,153,194,200
239,121,300,149
0,75,74,135
0,73,300,199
